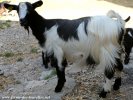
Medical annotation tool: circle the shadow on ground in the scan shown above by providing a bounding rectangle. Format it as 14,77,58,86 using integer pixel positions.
103,0,133,8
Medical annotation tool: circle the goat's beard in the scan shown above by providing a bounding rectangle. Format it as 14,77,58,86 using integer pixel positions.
24,25,29,34
20,21,29,34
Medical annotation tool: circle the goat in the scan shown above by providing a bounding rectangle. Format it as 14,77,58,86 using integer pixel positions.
42,16,130,68
4,0,126,98
123,28,133,64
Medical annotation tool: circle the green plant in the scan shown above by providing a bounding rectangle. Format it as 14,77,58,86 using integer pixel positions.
0,21,11,29
17,57,23,62
44,69,57,80
30,47,38,53
4,52,14,57
0,54,3,57
15,80,21,84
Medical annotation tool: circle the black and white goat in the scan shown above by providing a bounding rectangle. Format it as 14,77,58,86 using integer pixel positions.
4,1,126,98
123,28,133,64
41,12,131,68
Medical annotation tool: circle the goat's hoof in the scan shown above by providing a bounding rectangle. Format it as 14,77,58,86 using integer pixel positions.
55,84,64,93
113,85,120,90
113,78,121,90
99,89,107,98
124,61,129,65
124,59,129,65
55,79,66,93
55,87,62,93
44,65,48,69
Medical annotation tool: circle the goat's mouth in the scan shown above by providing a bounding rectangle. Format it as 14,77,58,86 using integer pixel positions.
20,21,28,27
19,18,28,26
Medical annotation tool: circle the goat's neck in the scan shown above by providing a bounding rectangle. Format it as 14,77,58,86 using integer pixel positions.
28,10,46,47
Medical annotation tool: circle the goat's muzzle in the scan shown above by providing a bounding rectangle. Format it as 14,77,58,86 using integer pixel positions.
20,19,28,26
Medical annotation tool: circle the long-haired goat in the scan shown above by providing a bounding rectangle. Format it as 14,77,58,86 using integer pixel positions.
4,0,126,98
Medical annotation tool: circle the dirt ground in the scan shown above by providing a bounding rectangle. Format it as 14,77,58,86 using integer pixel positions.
104,0,133,8
0,0,133,100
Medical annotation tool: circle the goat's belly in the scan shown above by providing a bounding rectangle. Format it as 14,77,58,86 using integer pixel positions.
64,50,84,62
62,43,91,63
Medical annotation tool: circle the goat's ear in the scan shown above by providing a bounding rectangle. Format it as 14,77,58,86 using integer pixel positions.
32,0,43,9
4,3,18,11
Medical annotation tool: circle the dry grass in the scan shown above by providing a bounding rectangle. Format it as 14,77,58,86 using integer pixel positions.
0,75,15,91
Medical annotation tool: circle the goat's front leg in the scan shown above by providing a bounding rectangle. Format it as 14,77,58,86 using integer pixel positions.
124,47,132,64
55,65,66,92
53,47,66,92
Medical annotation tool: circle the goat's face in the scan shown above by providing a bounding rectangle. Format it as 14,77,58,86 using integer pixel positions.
18,2,30,26
4,0,43,27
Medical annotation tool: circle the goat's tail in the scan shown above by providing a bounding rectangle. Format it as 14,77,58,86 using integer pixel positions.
107,10,125,28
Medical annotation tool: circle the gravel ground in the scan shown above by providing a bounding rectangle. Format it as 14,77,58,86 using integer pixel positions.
0,19,133,100
0,0,133,100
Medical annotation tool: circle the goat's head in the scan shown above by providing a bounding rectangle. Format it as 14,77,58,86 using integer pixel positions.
4,0,43,31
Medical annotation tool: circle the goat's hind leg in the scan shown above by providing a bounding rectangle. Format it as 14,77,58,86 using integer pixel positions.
42,51,50,68
124,47,131,64
113,58,123,90
99,58,123,98
99,65,115,98
99,47,115,98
